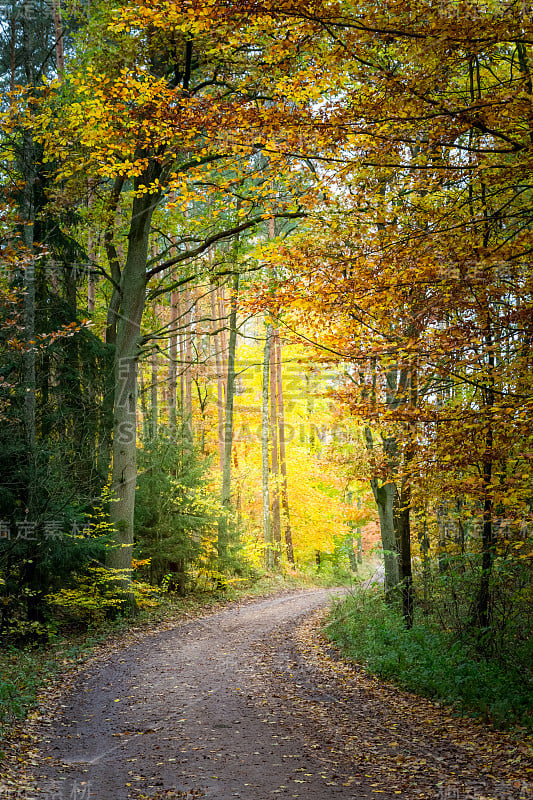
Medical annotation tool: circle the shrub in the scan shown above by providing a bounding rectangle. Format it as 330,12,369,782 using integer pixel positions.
326,588,533,730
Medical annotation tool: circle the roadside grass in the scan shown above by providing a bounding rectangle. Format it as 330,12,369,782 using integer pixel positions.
325,588,533,732
0,633,109,743
0,569,344,747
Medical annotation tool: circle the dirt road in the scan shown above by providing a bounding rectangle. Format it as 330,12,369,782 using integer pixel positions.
30,588,532,800
36,589,364,800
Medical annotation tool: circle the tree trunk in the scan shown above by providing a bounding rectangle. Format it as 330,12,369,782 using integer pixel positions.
168,290,178,435
270,332,281,567
356,495,363,564
477,324,495,629
139,363,150,441
218,287,228,386
22,199,36,517
477,456,494,629
365,427,400,597
9,16,16,97
184,287,193,438
398,480,413,628
177,291,186,422
151,347,158,441
21,3,37,516
211,284,225,472
262,322,274,568
107,173,161,601
103,178,124,347
374,478,400,598
87,178,96,312
51,0,65,74
419,516,430,607
218,273,239,560
348,537,358,572
275,331,294,564
399,360,416,628
305,372,315,448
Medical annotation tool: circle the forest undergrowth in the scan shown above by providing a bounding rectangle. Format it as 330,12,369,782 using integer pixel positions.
326,574,533,733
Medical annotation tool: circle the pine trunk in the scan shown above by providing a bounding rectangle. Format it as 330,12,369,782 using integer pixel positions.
275,332,294,564
21,5,37,515
211,285,225,472
52,0,65,73
184,287,193,438
218,274,239,559
169,290,178,435
177,291,186,422
477,325,495,629
262,322,274,568
87,179,96,312
151,348,158,441
270,333,281,567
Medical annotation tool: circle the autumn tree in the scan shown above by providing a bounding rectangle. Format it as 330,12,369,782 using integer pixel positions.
30,0,316,597
248,0,533,626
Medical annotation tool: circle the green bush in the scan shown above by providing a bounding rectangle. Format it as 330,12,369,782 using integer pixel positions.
326,589,533,730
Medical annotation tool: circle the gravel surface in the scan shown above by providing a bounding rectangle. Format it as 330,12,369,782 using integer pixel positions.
34,588,372,800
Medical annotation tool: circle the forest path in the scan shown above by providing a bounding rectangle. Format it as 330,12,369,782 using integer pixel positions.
31,589,531,800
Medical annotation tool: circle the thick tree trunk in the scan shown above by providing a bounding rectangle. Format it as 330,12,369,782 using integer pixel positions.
218,273,239,559
107,175,161,599
108,336,140,586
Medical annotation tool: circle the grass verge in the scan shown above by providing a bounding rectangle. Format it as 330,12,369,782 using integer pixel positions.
325,588,533,732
